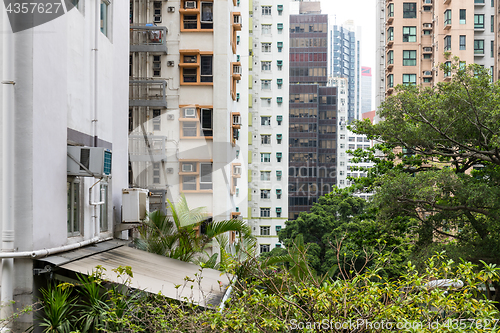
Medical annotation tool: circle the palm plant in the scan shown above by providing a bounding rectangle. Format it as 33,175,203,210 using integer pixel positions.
39,284,76,333
135,194,255,265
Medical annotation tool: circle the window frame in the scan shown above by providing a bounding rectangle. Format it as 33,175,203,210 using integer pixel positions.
402,74,417,85
179,160,213,192
460,9,466,24
67,177,82,237
180,0,214,32
261,5,272,15
403,50,417,66
179,50,213,85
474,14,484,29
459,35,466,50
179,105,214,139
444,35,451,51
260,208,271,218
402,26,416,43
474,39,484,54
403,3,417,18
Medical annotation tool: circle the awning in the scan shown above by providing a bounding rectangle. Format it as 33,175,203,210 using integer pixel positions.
39,241,232,308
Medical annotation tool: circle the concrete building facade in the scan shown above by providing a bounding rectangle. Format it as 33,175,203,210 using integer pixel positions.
0,1,129,329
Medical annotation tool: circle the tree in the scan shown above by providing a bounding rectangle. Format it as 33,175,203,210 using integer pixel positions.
135,194,254,266
277,188,411,277
350,64,500,271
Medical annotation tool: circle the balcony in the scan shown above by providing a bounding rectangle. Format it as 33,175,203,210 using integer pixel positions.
130,26,168,53
129,135,168,162
129,80,168,108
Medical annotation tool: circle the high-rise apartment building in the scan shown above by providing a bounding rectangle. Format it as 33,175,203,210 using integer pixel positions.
330,21,361,122
376,0,499,108
289,2,337,220
238,0,290,253
129,0,243,227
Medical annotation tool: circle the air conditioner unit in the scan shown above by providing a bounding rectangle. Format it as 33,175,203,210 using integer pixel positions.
233,165,242,175
232,115,241,125
424,0,432,3
167,114,175,120
182,164,194,172
423,47,432,52
167,6,175,12
167,60,175,67
423,23,432,28
154,15,162,23
423,70,432,76
67,146,112,177
167,167,174,174
233,65,242,75
184,107,196,118
184,1,196,9
233,15,242,25
122,188,149,223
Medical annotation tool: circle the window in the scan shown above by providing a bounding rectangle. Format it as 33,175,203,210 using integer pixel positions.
261,135,271,144
153,1,162,23
277,41,283,52
261,153,271,163
262,24,271,34
276,152,282,162
277,60,283,70
492,15,495,32
403,26,416,42
153,55,161,77
460,35,466,50
179,51,213,84
260,208,270,217
444,35,451,51
180,107,213,138
387,50,394,65
459,61,466,70
276,170,282,181
261,171,271,181
276,189,282,199
153,109,161,131
260,244,270,253
444,61,451,78
475,40,484,54
99,183,108,232
181,0,213,31
260,226,270,235
153,162,160,184
261,79,271,90
475,14,484,29
277,78,283,89
277,4,283,14
276,134,282,144
387,27,394,42
262,5,271,15
277,23,283,33
180,161,213,191
100,0,110,37
387,3,394,17
460,9,466,24
261,116,271,126
277,115,283,125
423,30,431,35
261,61,272,71
403,74,416,85
403,50,416,66
444,9,451,27
403,3,416,18
276,207,281,218
67,177,81,236
423,54,431,59
260,190,271,199
262,43,272,52
492,40,495,58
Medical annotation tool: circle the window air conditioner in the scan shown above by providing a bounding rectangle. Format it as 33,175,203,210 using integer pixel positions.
423,70,432,76
182,164,194,172
233,64,242,75
185,1,196,9
233,15,242,25
232,115,241,125
168,6,175,12
167,60,175,67
184,107,196,118
67,146,112,177
423,23,432,28
234,165,242,175
167,114,175,120
154,15,162,23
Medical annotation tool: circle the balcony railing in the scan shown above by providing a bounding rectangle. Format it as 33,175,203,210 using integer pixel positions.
129,135,168,162
129,80,167,108
130,26,168,53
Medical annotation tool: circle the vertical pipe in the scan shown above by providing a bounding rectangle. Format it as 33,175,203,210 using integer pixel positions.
94,0,100,237
1,3,16,326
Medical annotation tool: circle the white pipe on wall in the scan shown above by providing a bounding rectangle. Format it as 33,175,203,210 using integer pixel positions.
1,3,16,326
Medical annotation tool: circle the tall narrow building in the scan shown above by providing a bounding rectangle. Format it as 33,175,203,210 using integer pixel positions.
376,0,499,108
330,21,361,122
238,0,290,254
289,2,337,220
